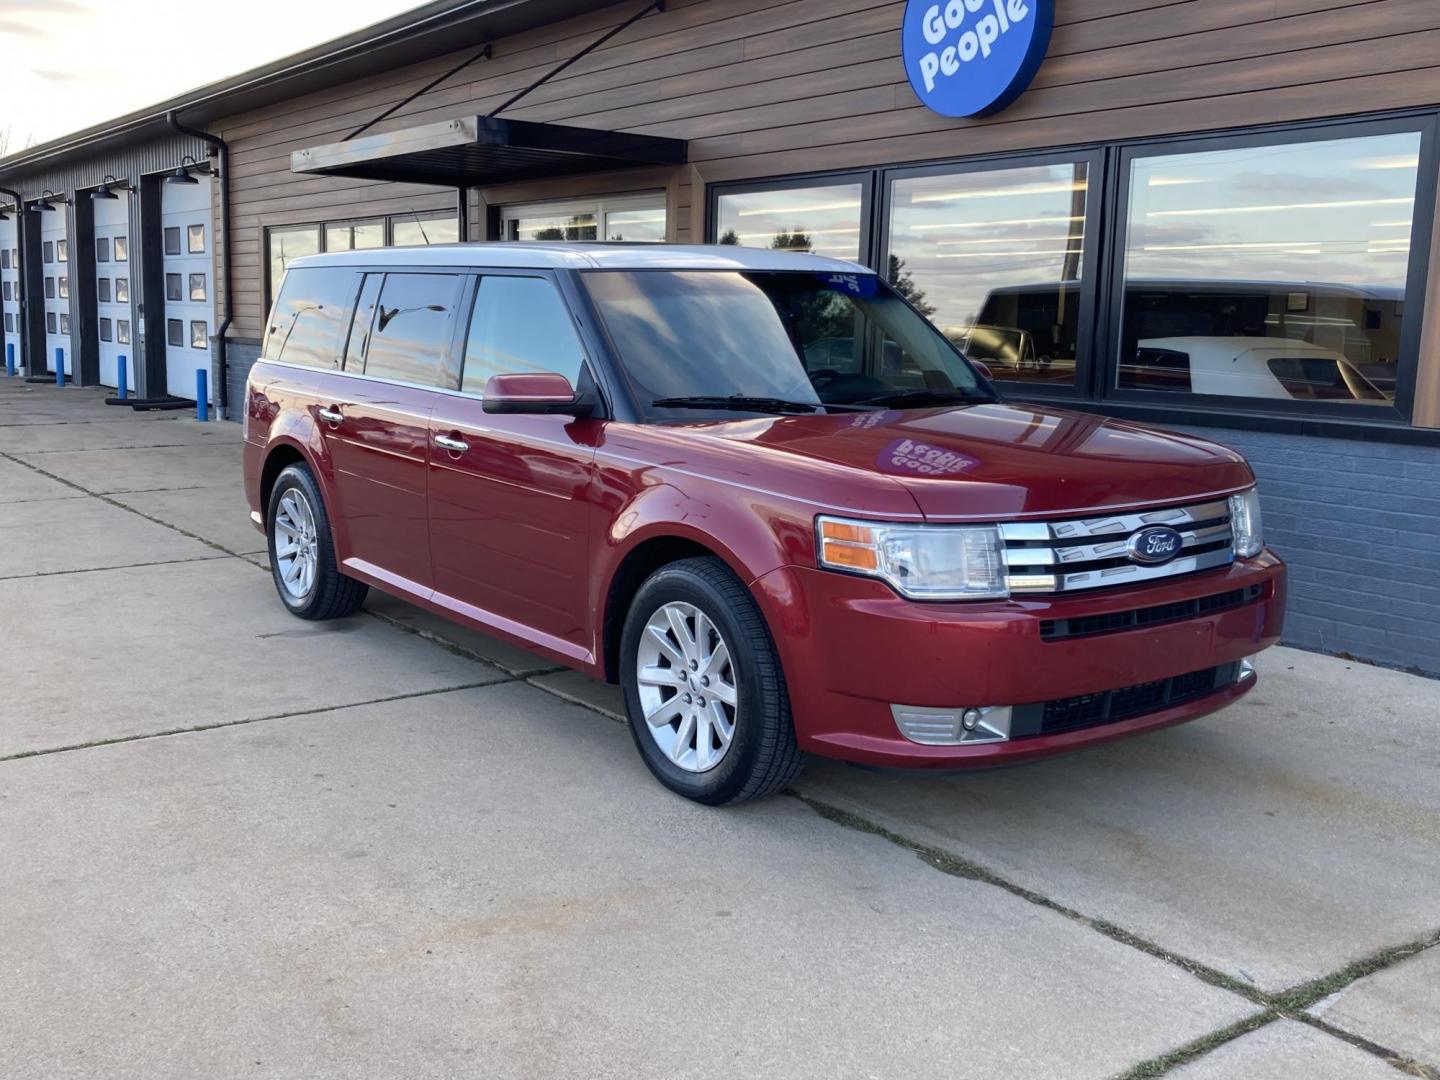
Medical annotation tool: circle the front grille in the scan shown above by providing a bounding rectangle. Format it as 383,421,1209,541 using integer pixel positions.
1032,663,1237,736
1039,584,1264,641
1000,498,1237,595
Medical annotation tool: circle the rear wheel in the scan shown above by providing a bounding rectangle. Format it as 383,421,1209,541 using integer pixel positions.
620,557,805,804
266,463,367,621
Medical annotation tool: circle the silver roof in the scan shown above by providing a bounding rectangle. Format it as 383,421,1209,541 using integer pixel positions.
286,242,871,273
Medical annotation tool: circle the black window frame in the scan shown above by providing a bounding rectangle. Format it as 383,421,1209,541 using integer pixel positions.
114,236,128,262
710,170,878,268
98,278,111,303
353,270,465,388
117,319,130,344
165,273,183,302
163,227,182,256
1099,114,1438,426
187,224,205,254
115,277,129,303
880,148,1107,403
96,237,110,263
167,318,183,347
99,317,112,342
707,109,1440,435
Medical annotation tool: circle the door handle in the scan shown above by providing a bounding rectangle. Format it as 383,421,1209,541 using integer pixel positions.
317,406,344,424
434,433,470,453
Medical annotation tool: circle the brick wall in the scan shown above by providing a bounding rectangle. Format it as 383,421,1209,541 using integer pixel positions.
1180,426,1440,677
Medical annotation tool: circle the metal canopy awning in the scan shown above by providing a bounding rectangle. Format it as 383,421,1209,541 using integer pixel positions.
291,115,687,188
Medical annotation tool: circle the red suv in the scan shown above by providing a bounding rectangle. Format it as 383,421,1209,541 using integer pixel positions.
244,244,1285,804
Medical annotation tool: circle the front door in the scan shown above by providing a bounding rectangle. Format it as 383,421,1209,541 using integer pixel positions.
426,272,599,662
320,270,464,597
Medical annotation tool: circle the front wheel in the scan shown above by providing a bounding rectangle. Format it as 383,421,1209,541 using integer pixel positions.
620,557,805,805
266,463,368,621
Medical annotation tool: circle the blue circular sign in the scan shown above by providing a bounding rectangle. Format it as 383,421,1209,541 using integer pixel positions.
901,0,1055,118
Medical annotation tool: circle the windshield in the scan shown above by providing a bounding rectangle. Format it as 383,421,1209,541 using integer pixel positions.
581,270,992,420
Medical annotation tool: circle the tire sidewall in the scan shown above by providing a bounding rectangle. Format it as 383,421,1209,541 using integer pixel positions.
266,464,331,618
620,563,780,805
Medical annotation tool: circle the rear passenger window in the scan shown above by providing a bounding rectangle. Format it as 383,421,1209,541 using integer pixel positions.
264,266,361,368
461,275,585,395
362,273,462,386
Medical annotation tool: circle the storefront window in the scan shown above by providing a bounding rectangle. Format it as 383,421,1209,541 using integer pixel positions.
715,182,864,261
508,210,598,242
391,212,459,246
324,219,385,251
886,161,1091,387
268,224,320,299
1117,130,1423,404
503,195,665,243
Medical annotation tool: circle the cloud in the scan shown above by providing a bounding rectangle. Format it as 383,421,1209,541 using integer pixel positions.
0,17,41,35
30,67,80,82
0,0,89,13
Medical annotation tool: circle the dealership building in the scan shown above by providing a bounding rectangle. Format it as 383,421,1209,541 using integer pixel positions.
0,0,1436,674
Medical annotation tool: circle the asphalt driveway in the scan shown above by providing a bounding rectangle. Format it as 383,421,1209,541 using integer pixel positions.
1,378,1436,1079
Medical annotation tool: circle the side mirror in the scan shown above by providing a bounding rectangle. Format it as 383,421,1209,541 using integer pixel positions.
971,361,995,382
482,372,593,417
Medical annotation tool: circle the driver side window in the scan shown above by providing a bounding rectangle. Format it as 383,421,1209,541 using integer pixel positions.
461,274,587,395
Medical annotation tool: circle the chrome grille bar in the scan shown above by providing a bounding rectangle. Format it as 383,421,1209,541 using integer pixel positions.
1001,499,1235,594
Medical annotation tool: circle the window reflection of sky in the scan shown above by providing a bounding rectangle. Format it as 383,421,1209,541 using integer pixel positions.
888,163,1088,338
1125,132,1420,289
715,185,864,260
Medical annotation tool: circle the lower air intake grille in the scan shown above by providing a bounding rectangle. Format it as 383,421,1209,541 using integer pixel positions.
1035,663,1238,736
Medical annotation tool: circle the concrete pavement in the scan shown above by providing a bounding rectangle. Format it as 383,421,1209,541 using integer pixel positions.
1,378,1436,1079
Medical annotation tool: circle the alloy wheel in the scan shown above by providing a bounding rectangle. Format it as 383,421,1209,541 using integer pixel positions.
635,601,739,773
273,489,319,601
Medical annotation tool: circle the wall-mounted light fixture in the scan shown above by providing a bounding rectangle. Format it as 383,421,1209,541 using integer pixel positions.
92,175,130,200
166,155,200,185
30,190,61,212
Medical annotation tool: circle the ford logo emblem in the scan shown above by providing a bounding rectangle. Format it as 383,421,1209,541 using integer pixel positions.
1127,526,1184,566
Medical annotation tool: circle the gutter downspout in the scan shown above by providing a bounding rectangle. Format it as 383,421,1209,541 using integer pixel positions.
0,186,25,373
166,112,232,420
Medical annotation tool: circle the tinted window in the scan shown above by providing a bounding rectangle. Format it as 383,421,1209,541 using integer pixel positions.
343,274,382,372
461,276,585,394
583,270,986,419
264,265,360,368
362,273,462,386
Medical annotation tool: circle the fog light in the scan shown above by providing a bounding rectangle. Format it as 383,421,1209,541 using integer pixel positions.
1237,657,1257,682
891,704,1011,746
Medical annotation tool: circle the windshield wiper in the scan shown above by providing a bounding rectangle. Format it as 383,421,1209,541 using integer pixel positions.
652,395,828,415
853,388,987,408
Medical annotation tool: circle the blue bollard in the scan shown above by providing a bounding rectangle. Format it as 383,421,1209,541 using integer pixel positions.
117,355,128,400
196,368,208,422
5,342,13,377
55,347,64,386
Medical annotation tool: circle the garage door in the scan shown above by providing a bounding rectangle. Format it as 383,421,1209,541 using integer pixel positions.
0,216,17,371
93,196,134,391
40,209,71,378
161,179,215,401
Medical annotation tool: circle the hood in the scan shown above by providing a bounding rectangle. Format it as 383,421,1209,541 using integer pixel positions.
682,402,1252,520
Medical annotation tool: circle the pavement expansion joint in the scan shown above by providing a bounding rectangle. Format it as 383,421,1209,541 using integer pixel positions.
0,554,233,582
0,449,247,559
0,680,518,764
794,791,1440,1079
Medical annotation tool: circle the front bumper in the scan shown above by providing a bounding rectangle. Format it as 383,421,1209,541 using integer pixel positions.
751,552,1286,768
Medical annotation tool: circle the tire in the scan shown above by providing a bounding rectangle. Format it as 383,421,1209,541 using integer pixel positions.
266,463,368,621
620,557,805,805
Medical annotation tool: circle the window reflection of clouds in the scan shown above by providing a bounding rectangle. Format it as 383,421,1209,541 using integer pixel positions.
1126,132,1421,288
889,163,1088,337
715,185,864,260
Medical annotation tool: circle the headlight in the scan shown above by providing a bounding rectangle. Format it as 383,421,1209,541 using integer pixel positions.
816,516,1008,600
1228,487,1264,558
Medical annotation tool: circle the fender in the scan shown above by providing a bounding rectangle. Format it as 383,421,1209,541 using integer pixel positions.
588,464,822,681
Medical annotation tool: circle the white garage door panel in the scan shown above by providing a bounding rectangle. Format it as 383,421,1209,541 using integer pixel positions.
161,180,215,402
40,209,71,377
93,196,134,392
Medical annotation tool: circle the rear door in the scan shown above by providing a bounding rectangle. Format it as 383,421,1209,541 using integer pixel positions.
321,270,464,597
426,271,600,661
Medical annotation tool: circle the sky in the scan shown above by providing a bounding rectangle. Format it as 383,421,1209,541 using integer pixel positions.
0,0,426,156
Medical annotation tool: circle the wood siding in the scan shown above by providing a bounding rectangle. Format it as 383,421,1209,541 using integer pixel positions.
213,0,1440,423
